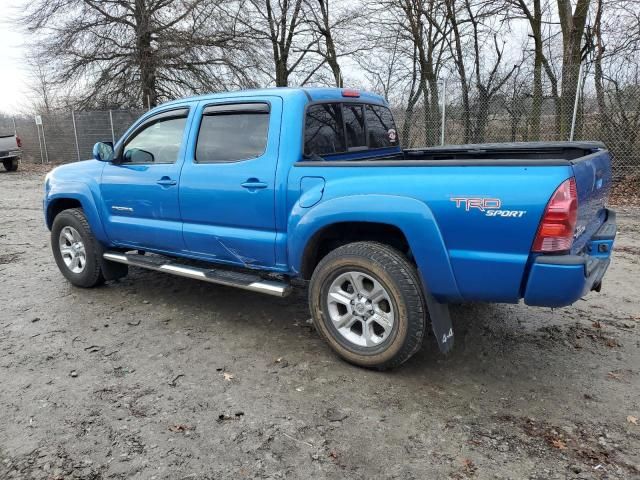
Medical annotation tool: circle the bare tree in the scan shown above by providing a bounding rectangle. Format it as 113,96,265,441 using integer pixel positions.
445,0,518,143
505,0,547,138
591,0,640,169
444,0,472,141
21,0,255,108
358,30,405,99
557,0,591,137
25,57,59,113
503,64,531,141
366,0,448,145
236,0,318,87
304,0,367,87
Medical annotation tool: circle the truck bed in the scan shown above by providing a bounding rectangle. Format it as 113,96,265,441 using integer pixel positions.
404,141,605,163
292,140,612,303
299,141,606,167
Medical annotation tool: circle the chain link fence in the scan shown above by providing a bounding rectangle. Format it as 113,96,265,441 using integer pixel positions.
0,109,146,166
395,71,640,179
1,73,638,179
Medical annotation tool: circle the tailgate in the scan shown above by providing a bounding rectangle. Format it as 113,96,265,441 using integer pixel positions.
0,135,17,152
570,148,612,253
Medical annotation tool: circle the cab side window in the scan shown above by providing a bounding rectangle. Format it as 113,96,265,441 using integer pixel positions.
123,115,187,164
196,103,270,163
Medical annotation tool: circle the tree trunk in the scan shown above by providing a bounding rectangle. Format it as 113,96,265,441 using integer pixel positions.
317,0,342,87
275,56,289,87
402,107,415,148
445,0,471,142
557,0,591,138
426,60,440,146
134,0,157,107
529,0,543,139
473,88,489,143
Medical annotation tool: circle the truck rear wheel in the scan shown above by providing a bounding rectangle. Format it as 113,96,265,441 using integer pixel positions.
309,241,426,369
3,159,18,171
51,208,105,288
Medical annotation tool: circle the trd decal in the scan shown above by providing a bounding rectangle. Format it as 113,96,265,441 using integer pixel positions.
450,196,526,218
450,197,501,211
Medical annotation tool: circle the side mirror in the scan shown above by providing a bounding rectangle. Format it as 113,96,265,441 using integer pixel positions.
93,142,114,162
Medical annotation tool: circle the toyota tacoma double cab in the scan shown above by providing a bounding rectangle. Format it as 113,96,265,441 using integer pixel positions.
43,87,616,369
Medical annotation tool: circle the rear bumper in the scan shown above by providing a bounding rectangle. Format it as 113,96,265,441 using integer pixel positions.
0,151,21,160
524,209,616,307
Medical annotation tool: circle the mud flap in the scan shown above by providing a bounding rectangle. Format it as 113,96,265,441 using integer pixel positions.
101,256,128,281
97,243,128,281
424,291,454,353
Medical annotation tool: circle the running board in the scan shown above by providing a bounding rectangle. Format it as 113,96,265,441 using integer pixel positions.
103,252,291,297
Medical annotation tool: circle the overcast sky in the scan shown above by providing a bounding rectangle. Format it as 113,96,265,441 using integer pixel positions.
0,0,29,115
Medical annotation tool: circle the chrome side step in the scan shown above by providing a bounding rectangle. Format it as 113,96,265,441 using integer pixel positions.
103,252,291,297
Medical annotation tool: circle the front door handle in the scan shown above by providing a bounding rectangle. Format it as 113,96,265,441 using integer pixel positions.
241,179,268,190
157,176,177,186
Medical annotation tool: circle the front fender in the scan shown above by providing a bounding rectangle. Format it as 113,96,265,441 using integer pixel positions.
288,194,462,302
45,182,109,245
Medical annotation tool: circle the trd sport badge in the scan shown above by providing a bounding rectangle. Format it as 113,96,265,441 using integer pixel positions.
450,196,527,218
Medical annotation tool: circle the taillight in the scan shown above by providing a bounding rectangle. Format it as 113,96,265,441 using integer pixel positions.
16,136,22,148
532,178,578,252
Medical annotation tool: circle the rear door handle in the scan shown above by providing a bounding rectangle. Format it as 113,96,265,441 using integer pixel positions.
241,179,268,190
157,176,177,186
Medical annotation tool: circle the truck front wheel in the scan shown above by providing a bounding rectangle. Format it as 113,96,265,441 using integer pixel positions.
51,208,105,288
309,241,427,369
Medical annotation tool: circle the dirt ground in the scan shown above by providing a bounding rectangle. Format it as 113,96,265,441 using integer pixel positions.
1,166,639,480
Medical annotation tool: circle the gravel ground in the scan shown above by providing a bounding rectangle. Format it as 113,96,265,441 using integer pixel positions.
1,166,639,480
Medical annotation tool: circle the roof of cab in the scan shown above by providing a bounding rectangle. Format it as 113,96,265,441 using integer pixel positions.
160,87,387,109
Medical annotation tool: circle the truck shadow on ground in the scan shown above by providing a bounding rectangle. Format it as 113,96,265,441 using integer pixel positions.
95,266,600,389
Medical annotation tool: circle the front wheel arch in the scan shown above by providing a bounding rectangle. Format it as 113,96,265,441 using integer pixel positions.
47,198,83,229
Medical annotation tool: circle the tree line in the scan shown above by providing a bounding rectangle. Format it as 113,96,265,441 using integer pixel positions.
17,0,640,150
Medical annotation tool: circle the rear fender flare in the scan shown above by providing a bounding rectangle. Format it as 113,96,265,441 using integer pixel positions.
288,194,462,301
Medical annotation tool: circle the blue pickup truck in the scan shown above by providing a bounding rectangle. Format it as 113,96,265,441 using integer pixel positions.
44,87,616,369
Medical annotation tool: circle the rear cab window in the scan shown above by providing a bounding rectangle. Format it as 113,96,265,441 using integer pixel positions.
304,102,399,159
304,104,345,156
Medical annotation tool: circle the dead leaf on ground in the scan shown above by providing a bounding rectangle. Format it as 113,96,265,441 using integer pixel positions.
462,458,477,473
168,424,192,433
222,372,234,381
627,415,638,425
550,438,567,450
607,371,623,380
218,412,243,422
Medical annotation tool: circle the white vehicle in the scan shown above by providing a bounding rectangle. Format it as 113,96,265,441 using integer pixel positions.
0,134,22,171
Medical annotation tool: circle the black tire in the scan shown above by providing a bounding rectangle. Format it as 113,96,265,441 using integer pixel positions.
309,241,427,369
51,208,105,288
3,159,18,172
